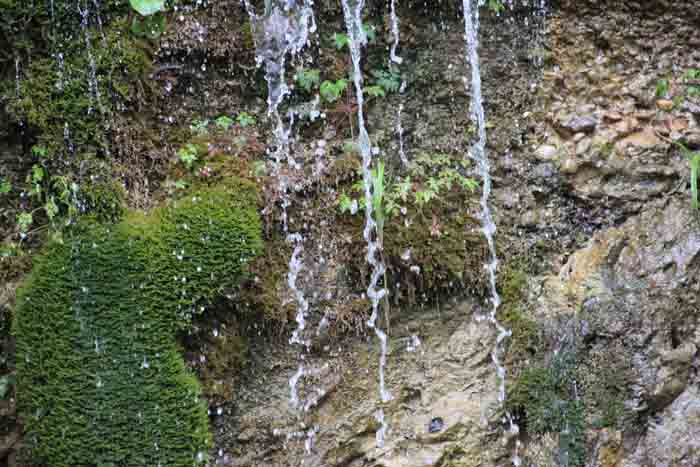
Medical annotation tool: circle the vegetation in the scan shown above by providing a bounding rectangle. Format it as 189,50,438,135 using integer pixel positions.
13,182,263,466
508,349,586,467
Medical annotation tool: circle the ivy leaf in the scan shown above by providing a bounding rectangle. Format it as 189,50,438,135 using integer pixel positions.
129,0,165,16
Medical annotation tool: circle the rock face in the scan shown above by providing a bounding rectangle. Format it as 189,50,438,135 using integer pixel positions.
212,1,700,467
212,301,511,467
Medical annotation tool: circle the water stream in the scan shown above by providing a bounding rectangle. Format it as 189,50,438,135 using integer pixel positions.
340,0,392,448
461,0,520,464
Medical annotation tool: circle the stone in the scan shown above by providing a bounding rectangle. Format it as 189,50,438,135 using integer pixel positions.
576,137,592,155
603,111,624,123
558,114,598,135
621,386,700,467
615,129,661,152
656,99,674,111
560,156,579,174
535,144,559,161
682,100,700,116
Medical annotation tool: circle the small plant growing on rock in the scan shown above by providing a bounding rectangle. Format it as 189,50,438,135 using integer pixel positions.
684,69,700,98
236,112,256,127
178,143,199,169
294,68,320,93
320,79,348,103
214,115,234,130
0,179,11,195
655,77,671,98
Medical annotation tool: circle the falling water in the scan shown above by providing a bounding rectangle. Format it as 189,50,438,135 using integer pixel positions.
389,0,402,66
340,0,392,447
245,0,323,454
388,1,408,167
461,0,520,465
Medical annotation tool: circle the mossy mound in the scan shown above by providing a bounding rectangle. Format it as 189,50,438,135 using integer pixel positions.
13,181,262,467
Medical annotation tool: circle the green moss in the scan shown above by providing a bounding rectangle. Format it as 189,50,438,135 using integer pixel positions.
508,350,586,467
497,264,540,359
8,22,151,158
13,181,262,466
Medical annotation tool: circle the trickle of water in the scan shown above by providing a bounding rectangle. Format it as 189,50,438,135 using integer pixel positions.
461,0,520,464
14,56,21,99
246,0,323,421
78,1,101,115
389,0,403,65
341,0,392,447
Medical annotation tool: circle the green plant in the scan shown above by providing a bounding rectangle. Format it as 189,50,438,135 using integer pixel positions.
178,143,199,169
320,79,348,103
236,112,256,127
684,69,700,97
0,179,11,195
508,350,586,467
14,182,263,467
331,23,374,50
340,153,478,219
371,68,401,94
656,78,670,98
190,119,210,135
214,115,234,130
129,0,165,16
333,32,350,50
294,68,320,93
16,212,33,235
364,85,385,98
0,375,11,399
487,0,505,13
130,12,166,39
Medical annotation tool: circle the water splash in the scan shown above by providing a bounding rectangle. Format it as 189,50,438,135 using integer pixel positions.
340,0,392,447
461,0,520,464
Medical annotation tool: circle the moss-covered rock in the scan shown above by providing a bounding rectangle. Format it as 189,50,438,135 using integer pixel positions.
13,181,262,466
508,349,586,467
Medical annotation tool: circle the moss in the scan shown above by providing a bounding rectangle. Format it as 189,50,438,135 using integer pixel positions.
507,350,586,467
3,9,153,233
8,22,151,158
13,180,262,466
497,263,541,361
184,314,249,405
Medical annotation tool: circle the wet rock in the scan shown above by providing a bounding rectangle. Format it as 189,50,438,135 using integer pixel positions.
682,100,700,117
535,144,559,161
621,386,700,467
557,113,598,136
656,99,674,112
560,156,579,174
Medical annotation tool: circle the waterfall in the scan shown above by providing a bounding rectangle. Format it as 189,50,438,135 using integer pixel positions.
461,0,520,464
340,0,392,448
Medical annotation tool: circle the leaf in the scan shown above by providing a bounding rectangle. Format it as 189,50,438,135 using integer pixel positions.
45,197,59,220
237,112,256,127
365,85,385,98
0,179,10,194
129,0,165,16
17,212,33,233
333,33,350,50
215,115,234,130
0,376,9,399
362,24,376,43
294,68,320,93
